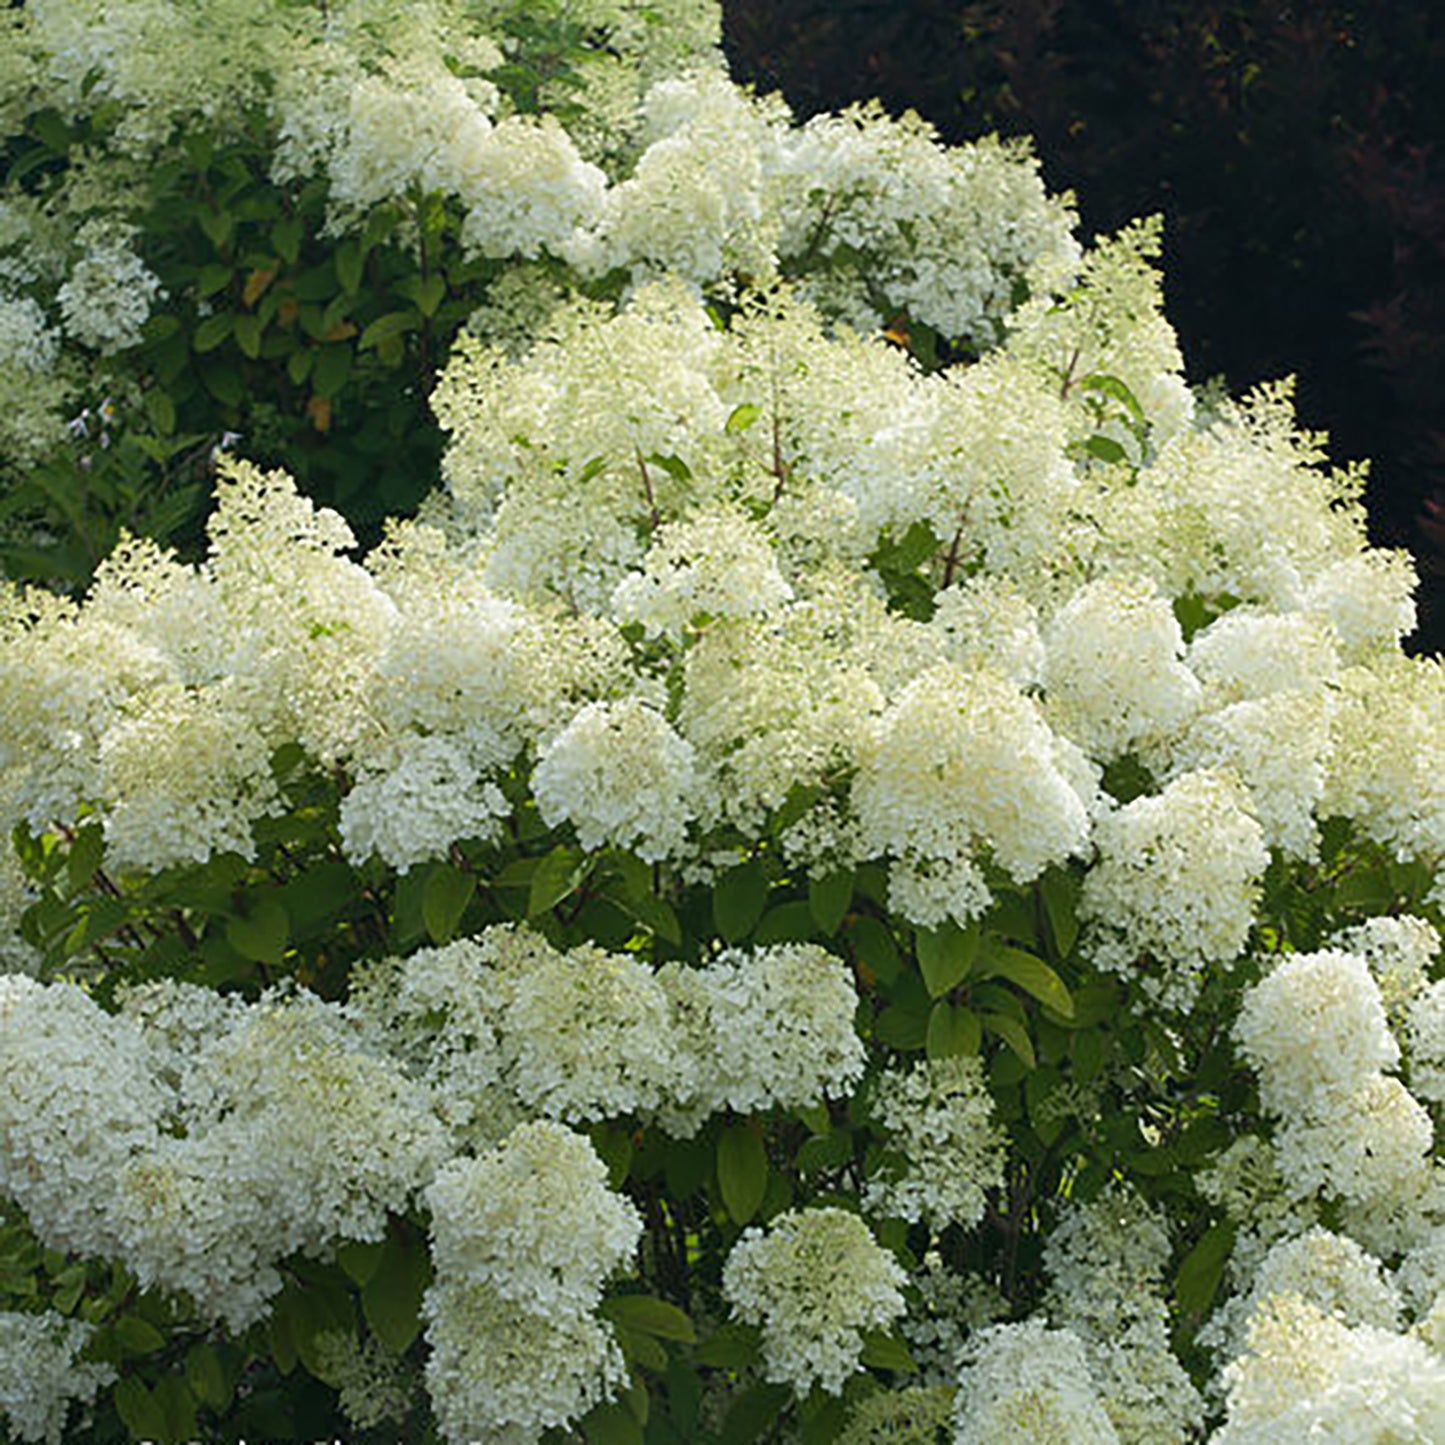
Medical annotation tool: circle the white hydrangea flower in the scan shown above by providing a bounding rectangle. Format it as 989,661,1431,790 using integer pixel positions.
1235,950,1399,1119
854,664,1092,904
0,975,164,1261
1303,549,1419,657
56,225,162,353
1185,609,1341,705
1081,771,1268,1010
577,69,785,283
0,1310,115,1445
345,938,509,1146
1274,1073,1434,1209
658,943,865,1125
836,1386,956,1445
1213,1295,1445,1445
338,732,509,873
1041,576,1201,762
1169,691,1331,859
99,680,280,873
952,1320,1119,1445
427,1121,640,1318
931,576,1045,688
1406,982,1445,1105
885,854,993,932
722,1207,907,1397
533,697,698,861
499,937,685,1122
1330,915,1440,1024
423,1276,628,1445
457,116,607,259
863,1056,1005,1229
0,292,71,463
1041,1188,1205,1445
1323,657,1445,875
610,504,792,638
114,990,450,1326
1208,1227,1401,1368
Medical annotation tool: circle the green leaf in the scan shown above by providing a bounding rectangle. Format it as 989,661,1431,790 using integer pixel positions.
233,312,263,358
143,387,177,434
613,1322,668,1372
1082,433,1129,465
287,347,314,384
808,869,854,935
717,1124,768,1225
1175,1220,1235,1321
582,1400,645,1445
192,311,234,353
113,1378,168,1442
335,240,364,294
915,921,980,998
51,1264,86,1315
976,943,1073,1019
337,1239,385,1288
712,860,768,942
753,900,815,944
1040,871,1080,957
423,863,476,945
725,402,762,433
719,1384,792,1445
925,1001,982,1059
225,899,289,964
358,310,420,351
271,217,305,266
859,1330,918,1374
153,1376,199,1443
66,824,104,895
185,1343,231,1410
873,1003,929,1051
981,1011,1036,1069
693,1322,763,1369
312,342,353,399
361,1232,430,1354
113,1314,166,1355
600,1296,696,1344
198,209,233,251
528,845,589,917
1079,372,1145,423
416,274,446,317
847,914,901,983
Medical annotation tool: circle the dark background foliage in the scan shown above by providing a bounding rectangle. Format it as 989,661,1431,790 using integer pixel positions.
723,0,1445,652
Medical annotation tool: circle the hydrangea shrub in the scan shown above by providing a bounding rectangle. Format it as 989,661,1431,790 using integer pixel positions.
2,2,1444,1443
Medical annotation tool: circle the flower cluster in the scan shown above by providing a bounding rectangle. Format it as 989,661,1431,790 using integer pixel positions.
863,1056,1005,1229
0,1310,115,1445
422,1123,639,1441
722,1208,907,1397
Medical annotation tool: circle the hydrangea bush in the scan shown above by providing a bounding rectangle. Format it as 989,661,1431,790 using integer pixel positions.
2,2,1444,1443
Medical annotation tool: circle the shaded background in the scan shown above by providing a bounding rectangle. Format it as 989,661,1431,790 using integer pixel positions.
723,0,1445,653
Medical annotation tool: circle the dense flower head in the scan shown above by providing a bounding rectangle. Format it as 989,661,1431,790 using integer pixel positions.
659,941,865,1124
423,1276,629,1445
1213,1294,1445,1444
853,663,1093,916
863,1056,1006,1229
0,1310,115,1445
1235,949,1399,1118
722,1207,907,1397
952,1320,1119,1445
532,697,699,861
1040,575,1201,762
1206,1226,1402,1367
1081,770,1268,1010
425,1122,642,1315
